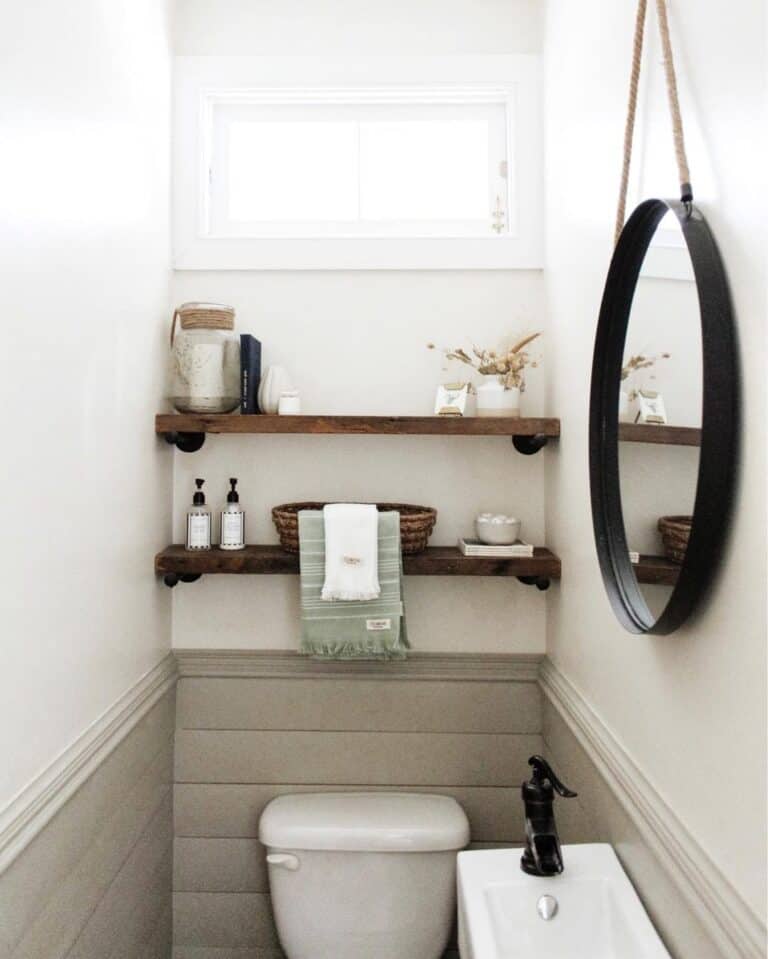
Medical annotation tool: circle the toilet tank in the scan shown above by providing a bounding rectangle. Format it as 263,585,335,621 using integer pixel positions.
259,792,470,959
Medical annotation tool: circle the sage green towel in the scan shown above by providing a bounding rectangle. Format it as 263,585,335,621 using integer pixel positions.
298,510,409,660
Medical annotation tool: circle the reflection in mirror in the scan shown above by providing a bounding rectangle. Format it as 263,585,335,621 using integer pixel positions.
618,215,701,617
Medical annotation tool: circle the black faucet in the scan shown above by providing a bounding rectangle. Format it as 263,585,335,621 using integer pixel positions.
520,755,577,877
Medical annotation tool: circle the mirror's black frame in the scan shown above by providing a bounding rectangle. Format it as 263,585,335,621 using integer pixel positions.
589,199,739,634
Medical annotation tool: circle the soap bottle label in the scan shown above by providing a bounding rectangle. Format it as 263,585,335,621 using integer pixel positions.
221,512,245,548
187,514,211,549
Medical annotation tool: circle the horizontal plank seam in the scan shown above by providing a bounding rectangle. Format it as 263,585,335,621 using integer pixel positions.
174,781,529,787
538,659,766,959
177,728,538,735
0,653,178,873
177,729,536,736
173,782,527,788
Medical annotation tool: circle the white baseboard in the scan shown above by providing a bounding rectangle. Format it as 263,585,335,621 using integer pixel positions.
539,659,766,959
0,652,178,873
174,648,543,682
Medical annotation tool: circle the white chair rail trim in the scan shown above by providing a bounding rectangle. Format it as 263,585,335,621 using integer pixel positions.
539,659,766,959
0,652,178,873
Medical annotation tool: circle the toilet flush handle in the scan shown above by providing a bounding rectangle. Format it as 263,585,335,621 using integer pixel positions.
267,853,300,871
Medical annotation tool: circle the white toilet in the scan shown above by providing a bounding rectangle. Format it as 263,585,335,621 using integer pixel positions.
259,792,470,959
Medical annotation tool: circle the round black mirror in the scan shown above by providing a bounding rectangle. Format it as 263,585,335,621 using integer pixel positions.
589,199,739,635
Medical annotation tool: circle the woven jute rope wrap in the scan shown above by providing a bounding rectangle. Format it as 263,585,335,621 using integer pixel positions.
615,0,693,245
170,302,235,345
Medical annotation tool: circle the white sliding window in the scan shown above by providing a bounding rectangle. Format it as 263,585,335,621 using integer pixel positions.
175,56,542,269
209,99,507,239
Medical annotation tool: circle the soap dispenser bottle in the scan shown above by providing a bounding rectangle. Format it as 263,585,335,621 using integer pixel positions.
220,478,245,550
186,479,211,551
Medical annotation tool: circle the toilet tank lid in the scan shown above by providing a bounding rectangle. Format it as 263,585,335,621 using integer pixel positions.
259,793,470,852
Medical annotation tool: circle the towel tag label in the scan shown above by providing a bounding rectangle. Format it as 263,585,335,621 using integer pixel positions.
366,618,392,632
343,555,362,566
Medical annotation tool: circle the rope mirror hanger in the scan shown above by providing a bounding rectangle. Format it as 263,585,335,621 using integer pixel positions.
615,0,693,245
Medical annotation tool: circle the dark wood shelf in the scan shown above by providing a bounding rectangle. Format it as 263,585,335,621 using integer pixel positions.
156,413,560,438
633,554,681,586
619,423,701,447
156,544,561,586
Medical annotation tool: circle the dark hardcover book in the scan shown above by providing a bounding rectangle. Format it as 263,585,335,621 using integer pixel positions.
240,334,262,414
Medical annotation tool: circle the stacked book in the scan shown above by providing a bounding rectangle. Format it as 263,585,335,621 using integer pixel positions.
458,538,534,558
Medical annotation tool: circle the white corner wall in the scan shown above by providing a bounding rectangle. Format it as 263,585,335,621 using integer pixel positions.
0,0,174,809
171,0,550,654
543,0,766,924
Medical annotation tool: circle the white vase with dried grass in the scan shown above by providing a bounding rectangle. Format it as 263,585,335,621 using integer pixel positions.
428,333,540,419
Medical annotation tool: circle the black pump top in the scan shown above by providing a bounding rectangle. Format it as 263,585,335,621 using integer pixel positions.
193,478,206,506
227,478,239,503
522,755,577,802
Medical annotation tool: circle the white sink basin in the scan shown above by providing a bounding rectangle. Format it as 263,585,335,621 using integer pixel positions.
457,844,671,959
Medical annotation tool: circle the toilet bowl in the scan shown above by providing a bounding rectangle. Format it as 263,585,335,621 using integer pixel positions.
259,792,470,959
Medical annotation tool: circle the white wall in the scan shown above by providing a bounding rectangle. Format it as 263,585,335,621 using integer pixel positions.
171,0,549,653
543,0,766,925
174,0,542,56
0,1,174,808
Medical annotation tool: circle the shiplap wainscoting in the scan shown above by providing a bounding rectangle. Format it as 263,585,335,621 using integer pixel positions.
171,651,557,959
0,658,177,959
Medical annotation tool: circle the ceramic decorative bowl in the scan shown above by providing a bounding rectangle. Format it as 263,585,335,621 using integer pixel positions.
475,513,522,545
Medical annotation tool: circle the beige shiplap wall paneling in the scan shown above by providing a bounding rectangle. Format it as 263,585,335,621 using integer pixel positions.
176,676,542,733
172,669,542,955
174,783,527,841
0,687,175,959
175,729,539,786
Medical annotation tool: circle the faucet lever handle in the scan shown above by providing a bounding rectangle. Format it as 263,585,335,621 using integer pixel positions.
528,755,578,798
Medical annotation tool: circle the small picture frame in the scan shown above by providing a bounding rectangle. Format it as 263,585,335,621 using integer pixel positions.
434,382,469,417
635,389,667,425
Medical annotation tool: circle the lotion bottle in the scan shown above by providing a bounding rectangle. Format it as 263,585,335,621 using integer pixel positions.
186,478,211,551
220,478,246,550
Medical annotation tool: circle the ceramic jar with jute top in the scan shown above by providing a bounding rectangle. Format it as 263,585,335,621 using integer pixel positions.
170,302,240,413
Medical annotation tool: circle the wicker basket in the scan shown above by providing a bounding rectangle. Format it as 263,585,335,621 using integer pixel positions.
658,515,692,564
272,502,438,554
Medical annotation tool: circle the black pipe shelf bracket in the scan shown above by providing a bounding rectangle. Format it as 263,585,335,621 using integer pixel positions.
163,572,202,588
512,434,548,455
516,574,551,591
164,431,206,453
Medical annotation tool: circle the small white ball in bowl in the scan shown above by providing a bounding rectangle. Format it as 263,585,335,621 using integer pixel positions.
475,514,522,545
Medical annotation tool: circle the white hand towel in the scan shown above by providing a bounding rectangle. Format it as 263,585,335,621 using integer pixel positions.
321,503,381,601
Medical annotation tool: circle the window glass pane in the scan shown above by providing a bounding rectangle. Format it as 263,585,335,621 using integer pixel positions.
359,120,489,221
227,121,359,221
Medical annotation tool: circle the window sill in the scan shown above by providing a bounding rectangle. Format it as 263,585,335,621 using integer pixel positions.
173,235,543,271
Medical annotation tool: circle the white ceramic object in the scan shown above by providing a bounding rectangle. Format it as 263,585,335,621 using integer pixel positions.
458,845,671,959
278,390,301,415
475,377,520,417
619,389,631,423
260,792,469,959
258,365,291,414
475,513,522,545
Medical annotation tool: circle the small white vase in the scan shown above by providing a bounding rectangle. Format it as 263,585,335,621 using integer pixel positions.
476,377,520,418
258,366,291,414
619,390,631,423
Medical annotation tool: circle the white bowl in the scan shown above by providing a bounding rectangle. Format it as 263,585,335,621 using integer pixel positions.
475,514,521,545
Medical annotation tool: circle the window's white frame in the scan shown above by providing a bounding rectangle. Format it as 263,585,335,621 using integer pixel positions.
174,55,543,270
